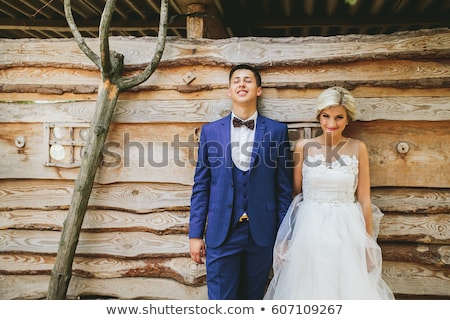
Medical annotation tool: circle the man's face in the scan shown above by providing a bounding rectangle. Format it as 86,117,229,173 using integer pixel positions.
228,69,262,104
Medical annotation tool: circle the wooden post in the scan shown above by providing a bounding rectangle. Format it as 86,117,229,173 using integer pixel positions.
187,3,206,39
47,80,120,299
47,0,169,299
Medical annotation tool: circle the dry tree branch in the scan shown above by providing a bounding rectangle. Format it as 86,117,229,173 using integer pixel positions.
117,0,169,90
63,0,101,68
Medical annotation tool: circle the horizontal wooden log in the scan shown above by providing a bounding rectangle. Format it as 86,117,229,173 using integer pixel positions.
0,230,189,258
0,254,205,286
2,245,448,281
0,180,191,212
347,121,450,188
2,86,450,104
3,120,448,187
1,95,449,123
2,209,448,246
1,179,448,214
381,243,450,266
0,209,189,234
0,275,207,300
372,188,450,214
1,29,449,69
382,261,450,297
2,59,450,94
3,260,450,299
0,122,197,185
379,214,450,244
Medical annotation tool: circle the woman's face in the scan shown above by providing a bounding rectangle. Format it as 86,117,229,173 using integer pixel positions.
318,105,349,138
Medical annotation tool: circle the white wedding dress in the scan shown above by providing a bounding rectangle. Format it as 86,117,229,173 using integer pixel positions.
264,138,394,300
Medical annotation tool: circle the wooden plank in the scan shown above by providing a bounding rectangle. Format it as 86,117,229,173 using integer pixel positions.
0,254,205,285
1,29,449,68
1,95,449,123
346,121,450,188
372,188,450,214
382,261,450,297
0,209,189,234
0,230,189,258
2,121,449,187
2,86,450,103
379,214,450,244
0,180,191,212
0,123,197,185
0,275,207,300
186,3,206,39
0,186,448,217
2,59,450,93
2,209,448,246
381,243,450,266
2,209,449,250
3,261,450,299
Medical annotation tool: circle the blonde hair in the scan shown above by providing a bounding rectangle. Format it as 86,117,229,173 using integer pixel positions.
315,86,357,121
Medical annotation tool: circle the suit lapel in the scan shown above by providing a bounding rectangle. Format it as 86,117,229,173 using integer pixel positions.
219,114,233,171
249,115,266,171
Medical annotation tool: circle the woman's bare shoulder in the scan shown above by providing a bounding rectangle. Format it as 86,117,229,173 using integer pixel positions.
293,138,312,152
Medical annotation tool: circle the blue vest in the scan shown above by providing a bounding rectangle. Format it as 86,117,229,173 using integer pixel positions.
231,165,250,226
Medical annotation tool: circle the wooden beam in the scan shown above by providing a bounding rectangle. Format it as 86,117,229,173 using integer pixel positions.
2,15,447,39
229,15,450,30
0,275,207,300
0,13,230,38
186,3,206,38
0,17,182,33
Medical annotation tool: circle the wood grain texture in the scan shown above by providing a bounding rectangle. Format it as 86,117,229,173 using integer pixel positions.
1,184,448,214
2,59,450,94
0,209,189,233
1,121,448,187
0,123,198,185
1,29,449,299
381,243,450,266
0,229,189,258
346,121,450,188
0,180,191,212
371,188,450,214
382,261,450,296
379,214,450,244
0,275,207,300
1,29,449,68
0,254,205,285
1,95,449,123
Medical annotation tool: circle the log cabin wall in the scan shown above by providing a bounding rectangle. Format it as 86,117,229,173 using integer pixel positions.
0,28,449,299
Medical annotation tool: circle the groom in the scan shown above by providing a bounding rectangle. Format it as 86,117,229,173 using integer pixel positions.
189,64,293,299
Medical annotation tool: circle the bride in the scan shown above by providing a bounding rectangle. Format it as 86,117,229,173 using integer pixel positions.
264,87,395,300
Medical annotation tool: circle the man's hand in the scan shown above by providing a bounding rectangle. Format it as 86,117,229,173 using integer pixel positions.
189,238,206,264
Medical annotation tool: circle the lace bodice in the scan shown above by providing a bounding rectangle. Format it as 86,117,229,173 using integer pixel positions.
301,138,359,203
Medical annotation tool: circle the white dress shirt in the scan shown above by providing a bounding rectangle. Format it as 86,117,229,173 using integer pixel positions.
230,111,258,171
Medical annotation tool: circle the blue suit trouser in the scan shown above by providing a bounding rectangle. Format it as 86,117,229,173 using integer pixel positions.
205,221,273,299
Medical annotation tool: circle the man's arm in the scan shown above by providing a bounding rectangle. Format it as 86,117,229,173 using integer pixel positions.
276,124,294,224
189,128,210,262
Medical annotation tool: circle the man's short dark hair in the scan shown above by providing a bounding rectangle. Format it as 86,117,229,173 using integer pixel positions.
229,64,262,87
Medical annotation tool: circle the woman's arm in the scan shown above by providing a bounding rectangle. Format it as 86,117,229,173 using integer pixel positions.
356,141,373,236
292,139,306,196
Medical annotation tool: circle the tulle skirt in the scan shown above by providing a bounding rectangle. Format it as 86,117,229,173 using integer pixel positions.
264,194,394,300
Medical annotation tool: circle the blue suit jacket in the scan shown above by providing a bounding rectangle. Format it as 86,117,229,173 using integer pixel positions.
189,113,293,248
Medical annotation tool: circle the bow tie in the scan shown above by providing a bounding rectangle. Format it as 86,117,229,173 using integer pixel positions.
233,117,255,130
